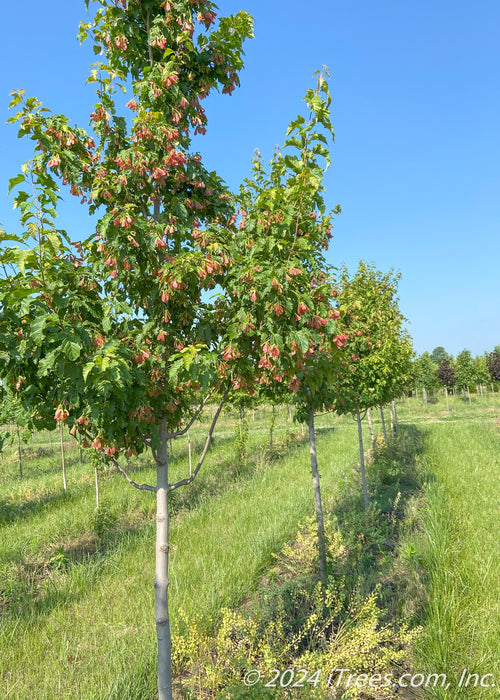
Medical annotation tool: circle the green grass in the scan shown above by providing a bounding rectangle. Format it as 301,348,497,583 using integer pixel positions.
1,393,499,699
410,419,500,699
0,409,358,698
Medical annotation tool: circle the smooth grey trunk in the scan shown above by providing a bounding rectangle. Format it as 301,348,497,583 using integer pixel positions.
392,400,399,434
467,386,471,405
94,466,100,508
356,410,369,510
307,408,328,591
389,402,394,440
366,408,376,453
187,430,192,478
269,404,275,449
60,424,67,491
156,419,172,700
17,425,22,478
445,387,449,412
379,406,388,445
423,386,428,409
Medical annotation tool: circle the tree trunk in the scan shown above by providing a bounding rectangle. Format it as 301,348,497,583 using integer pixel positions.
156,418,172,700
392,400,399,434
445,386,449,412
269,404,275,449
187,430,192,478
366,408,376,454
60,423,67,491
94,465,100,509
357,410,369,510
389,402,394,440
380,406,388,445
423,386,428,409
17,425,22,478
307,408,328,591
467,386,471,405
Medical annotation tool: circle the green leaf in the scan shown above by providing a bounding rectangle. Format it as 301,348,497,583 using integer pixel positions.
285,115,305,136
31,314,50,343
102,315,112,333
295,331,310,354
83,362,95,382
8,173,25,192
61,339,82,361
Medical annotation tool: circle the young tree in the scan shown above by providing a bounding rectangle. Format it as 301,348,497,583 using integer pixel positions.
331,262,413,506
0,381,31,477
454,349,477,401
413,352,439,404
219,71,343,590
436,356,455,388
430,346,447,365
473,353,489,391
436,355,455,410
0,2,252,698
486,347,500,383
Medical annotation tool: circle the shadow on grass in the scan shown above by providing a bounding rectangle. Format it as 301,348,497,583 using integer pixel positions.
328,423,434,623
0,489,77,528
0,426,310,625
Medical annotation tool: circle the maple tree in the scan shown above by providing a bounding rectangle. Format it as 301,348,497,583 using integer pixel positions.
330,262,414,507
217,70,344,588
0,1,253,697
436,355,455,389
487,347,500,383
454,349,477,393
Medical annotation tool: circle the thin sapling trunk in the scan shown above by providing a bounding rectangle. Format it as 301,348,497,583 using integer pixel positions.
94,465,100,509
187,430,192,478
60,423,67,491
155,418,172,700
366,408,376,454
380,405,388,445
356,410,369,509
17,425,22,478
392,400,399,434
307,407,328,592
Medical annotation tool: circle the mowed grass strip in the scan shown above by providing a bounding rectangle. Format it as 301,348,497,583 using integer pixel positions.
1,420,357,699
414,419,500,699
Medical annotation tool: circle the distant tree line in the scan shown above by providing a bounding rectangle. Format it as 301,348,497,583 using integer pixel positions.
411,345,500,398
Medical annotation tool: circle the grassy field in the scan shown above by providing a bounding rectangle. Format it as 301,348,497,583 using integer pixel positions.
0,391,499,698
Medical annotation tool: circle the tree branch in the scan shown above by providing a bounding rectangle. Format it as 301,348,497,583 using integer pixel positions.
166,387,229,493
111,456,156,492
165,387,216,440
140,431,153,448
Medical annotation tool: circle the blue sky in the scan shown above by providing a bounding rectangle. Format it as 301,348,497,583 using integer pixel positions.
1,0,499,357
